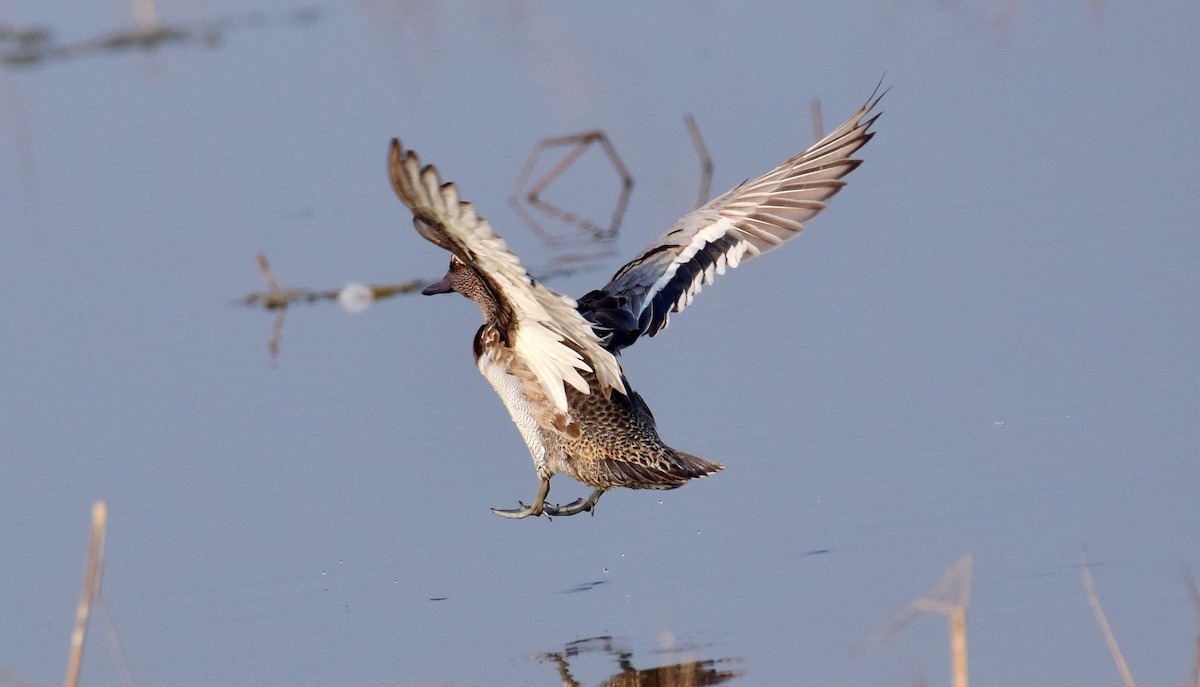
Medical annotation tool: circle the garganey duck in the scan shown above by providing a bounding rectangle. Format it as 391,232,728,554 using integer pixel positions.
389,89,881,519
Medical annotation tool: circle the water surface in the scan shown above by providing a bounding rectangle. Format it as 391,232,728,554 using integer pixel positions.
2,2,1198,685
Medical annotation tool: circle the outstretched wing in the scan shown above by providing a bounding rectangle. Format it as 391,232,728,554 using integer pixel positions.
389,140,625,412
579,87,883,352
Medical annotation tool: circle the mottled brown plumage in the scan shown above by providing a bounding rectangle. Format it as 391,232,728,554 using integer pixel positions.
553,377,720,491
390,87,881,518
454,264,721,518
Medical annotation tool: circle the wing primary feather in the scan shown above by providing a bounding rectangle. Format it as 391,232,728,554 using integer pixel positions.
589,88,883,351
388,139,627,412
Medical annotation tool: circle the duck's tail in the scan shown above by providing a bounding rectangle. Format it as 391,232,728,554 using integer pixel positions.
598,448,722,491
669,449,724,483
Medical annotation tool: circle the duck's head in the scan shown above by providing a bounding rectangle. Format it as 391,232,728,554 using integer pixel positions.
422,255,497,317
422,255,472,295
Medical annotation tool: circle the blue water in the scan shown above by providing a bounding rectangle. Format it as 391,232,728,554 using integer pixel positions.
2,2,1198,685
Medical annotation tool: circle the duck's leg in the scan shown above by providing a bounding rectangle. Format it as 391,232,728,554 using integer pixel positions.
544,489,605,517
491,478,551,519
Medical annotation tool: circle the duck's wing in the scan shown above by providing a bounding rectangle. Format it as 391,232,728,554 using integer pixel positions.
389,140,625,413
579,88,883,352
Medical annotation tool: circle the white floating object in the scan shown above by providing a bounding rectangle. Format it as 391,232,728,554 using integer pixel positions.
338,282,375,313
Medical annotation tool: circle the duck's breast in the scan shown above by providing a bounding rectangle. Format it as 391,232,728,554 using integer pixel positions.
475,333,552,474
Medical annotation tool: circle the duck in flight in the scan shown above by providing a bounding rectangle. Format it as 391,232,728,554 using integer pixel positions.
389,88,882,519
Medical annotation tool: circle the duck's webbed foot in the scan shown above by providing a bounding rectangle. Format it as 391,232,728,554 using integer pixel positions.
490,501,545,519
491,478,551,520
543,489,605,517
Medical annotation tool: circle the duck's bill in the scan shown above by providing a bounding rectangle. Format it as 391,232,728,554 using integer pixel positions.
421,275,454,295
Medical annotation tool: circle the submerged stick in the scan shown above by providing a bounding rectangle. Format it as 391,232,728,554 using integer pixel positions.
683,114,712,208
1184,569,1200,687
64,501,107,687
509,129,633,249
810,98,824,142
1082,560,1136,687
864,555,972,687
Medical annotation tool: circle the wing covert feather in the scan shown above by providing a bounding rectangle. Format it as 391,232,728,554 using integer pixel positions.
582,88,883,351
389,140,625,412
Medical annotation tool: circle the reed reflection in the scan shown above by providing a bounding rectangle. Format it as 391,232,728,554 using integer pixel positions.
239,119,713,357
534,635,741,687
0,7,319,68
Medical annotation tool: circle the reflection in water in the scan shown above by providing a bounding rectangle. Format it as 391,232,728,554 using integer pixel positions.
563,580,608,594
0,503,135,687
239,125,648,357
682,114,713,210
239,250,614,358
0,6,319,68
535,635,741,687
240,118,717,358
863,555,973,687
1081,556,1135,687
507,118,714,266
1183,572,1200,686
64,503,109,687
241,253,425,358
508,129,632,264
